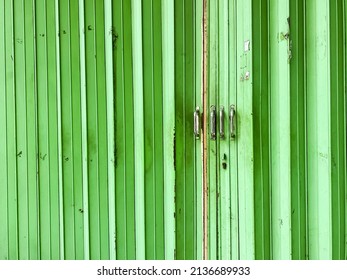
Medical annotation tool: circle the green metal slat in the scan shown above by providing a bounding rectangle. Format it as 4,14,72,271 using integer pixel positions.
104,0,116,261
14,0,30,260
85,0,100,260
131,0,145,260
229,0,239,261
269,0,292,259
152,1,165,260
289,0,307,260
122,0,136,259
46,0,60,260
306,0,333,260
174,0,198,260
95,0,109,260
185,1,196,259
152,0,165,260
162,0,176,260
143,0,165,260
22,0,39,260
113,0,136,260
252,0,271,260
113,0,127,260
236,0,254,260
5,0,19,260
230,1,240,259
59,0,77,259
36,0,51,260
85,0,110,260
218,0,231,260
78,0,90,261
330,0,346,260
54,0,64,261
37,0,61,260
183,0,196,260
174,0,185,259
207,0,218,260
194,0,203,261
70,0,84,257
143,0,157,259
0,0,9,260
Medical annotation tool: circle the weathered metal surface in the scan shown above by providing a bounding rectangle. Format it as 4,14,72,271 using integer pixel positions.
207,0,347,260
0,0,203,260
1,0,346,261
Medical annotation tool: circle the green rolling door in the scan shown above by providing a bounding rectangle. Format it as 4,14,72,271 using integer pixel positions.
0,0,202,260
207,0,347,260
1,0,346,261
113,0,203,260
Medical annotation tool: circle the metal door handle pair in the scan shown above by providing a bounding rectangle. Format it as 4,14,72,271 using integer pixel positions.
210,105,236,140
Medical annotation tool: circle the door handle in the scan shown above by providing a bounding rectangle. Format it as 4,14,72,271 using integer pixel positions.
194,106,200,139
219,106,225,139
229,105,236,139
210,105,216,140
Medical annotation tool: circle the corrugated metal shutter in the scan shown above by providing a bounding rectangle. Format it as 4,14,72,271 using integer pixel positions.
113,0,203,260
0,0,202,260
2,0,346,261
207,0,347,260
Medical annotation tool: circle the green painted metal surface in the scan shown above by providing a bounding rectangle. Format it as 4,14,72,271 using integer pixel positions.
1,0,346,261
174,0,204,260
0,0,202,260
208,0,254,260
207,0,347,260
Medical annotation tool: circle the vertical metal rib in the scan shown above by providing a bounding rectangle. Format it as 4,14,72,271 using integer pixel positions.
54,0,64,260
269,0,292,259
104,0,116,260
78,0,90,260
131,0,145,260
306,0,332,259
162,0,176,260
